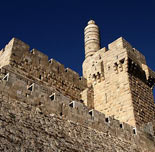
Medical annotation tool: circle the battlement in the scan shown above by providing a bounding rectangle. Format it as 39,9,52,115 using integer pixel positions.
108,37,133,50
0,21,155,151
107,37,146,66
0,66,154,145
0,38,87,101
83,34,155,127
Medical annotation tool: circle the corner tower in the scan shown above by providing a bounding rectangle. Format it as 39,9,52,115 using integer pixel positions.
82,21,155,127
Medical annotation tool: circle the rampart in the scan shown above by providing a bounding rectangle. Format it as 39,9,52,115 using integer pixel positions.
82,36,155,127
0,37,155,151
0,65,155,151
0,38,87,101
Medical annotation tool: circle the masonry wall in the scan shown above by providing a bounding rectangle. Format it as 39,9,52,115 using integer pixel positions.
0,37,155,151
0,38,87,101
82,37,155,127
127,55,155,126
0,66,155,152
83,38,136,126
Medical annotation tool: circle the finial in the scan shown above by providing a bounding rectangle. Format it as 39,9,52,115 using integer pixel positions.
88,20,95,25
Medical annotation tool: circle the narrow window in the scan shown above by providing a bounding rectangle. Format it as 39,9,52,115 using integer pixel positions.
60,112,63,116
120,123,123,129
133,128,137,135
114,63,118,67
120,58,125,64
114,63,118,72
39,75,42,80
89,110,94,117
89,110,94,120
69,101,75,108
92,74,96,80
105,117,109,123
28,83,34,91
49,93,55,101
2,73,9,81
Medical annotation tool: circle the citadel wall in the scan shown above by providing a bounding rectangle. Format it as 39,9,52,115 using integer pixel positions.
0,38,87,102
0,20,155,151
82,21,155,127
0,64,155,151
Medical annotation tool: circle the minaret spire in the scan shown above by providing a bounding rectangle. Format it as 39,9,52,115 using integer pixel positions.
84,20,100,58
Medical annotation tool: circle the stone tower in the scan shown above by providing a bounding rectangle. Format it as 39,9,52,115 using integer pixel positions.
84,20,100,58
82,20,155,127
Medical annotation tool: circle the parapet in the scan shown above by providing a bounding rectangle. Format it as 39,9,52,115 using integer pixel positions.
0,38,87,101
108,37,146,65
108,37,133,50
0,67,154,150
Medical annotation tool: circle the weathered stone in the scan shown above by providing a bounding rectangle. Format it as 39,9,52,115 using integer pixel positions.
0,20,155,151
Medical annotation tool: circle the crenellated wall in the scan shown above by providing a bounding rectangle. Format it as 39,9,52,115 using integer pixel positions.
0,38,87,101
0,65,155,151
82,36,155,127
0,35,155,151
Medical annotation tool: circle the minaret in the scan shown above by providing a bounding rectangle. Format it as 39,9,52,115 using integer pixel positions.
84,20,100,58
83,20,101,82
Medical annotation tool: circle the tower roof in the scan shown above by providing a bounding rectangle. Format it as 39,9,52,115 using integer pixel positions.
88,20,95,25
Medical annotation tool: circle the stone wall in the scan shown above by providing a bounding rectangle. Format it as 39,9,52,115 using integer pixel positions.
82,37,155,127
0,36,155,151
0,65,155,151
0,38,87,101
128,66,155,126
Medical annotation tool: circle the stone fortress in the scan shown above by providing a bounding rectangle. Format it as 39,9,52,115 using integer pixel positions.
0,20,155,151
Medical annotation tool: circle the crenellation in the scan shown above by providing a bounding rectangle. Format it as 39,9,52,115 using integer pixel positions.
49,58,65,74
0,39,87,101
83,21,155,129
0,20,155,151
0,66,147,138
108,37,133,51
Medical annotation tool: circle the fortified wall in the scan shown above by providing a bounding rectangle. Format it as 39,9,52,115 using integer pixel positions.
82,20,155,127
0,20,155,151
0,38,86,101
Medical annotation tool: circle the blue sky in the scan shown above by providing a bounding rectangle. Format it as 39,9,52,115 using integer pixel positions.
0,0,155,94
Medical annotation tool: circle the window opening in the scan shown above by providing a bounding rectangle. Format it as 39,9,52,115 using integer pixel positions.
105,117,109,123
60,112,63,116
89,110,94,120
28,83,34,91
39,75,42,80
133,128,137,135
2,73,9,81
120,58,125,64
49,93,55,101
89,110,94,117
120,123,123,129
69,101,75,108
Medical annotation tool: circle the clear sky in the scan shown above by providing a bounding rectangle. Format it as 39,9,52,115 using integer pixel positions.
0,0,155,94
